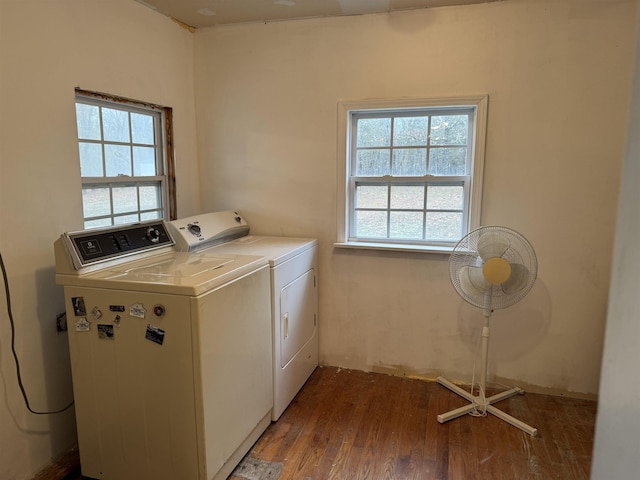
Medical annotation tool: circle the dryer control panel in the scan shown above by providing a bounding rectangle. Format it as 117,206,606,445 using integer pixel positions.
62,221,174,269
169,211,249,252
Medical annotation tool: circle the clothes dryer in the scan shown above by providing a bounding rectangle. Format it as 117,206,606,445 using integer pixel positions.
55,220,272,480
169,212,318,420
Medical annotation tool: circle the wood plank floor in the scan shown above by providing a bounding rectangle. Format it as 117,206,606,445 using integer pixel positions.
231,366,597,480
44,365,596,480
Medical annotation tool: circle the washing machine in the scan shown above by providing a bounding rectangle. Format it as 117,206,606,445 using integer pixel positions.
169,211,318,421
54,220,273,480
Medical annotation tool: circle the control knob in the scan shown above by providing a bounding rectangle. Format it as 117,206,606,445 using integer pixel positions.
146,226,161,243
188,223,202,237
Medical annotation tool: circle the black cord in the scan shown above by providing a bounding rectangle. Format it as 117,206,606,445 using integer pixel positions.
0,251,74,415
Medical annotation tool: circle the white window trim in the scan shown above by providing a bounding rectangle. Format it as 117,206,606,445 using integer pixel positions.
335,95,488,254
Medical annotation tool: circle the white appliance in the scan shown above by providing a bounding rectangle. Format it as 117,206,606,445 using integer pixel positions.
54,220,273,480
169,211,318,421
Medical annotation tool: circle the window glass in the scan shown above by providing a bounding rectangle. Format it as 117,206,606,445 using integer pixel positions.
390,211,424,239
82,187,111,218
131,112,155,145
355,149,390,176
104,144,132,177
338,96,487,250
355,210,387,238
78,142,103,177
428,147,467,175
133,146,157,176
356,184,388,209
425,212,463,241
390,185,424,210
356,118,391,148
112,185,138,214
76,104,101,140
430,115,468,145
139,184,162,211
393,116,428,146
427,185,464,210
75,90,174,228
391,148,427,176
102,107,130,143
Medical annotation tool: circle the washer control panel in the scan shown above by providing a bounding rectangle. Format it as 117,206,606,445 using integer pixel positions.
63,221,174,268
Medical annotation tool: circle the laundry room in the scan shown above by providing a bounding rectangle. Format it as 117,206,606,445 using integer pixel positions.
1,0,639,479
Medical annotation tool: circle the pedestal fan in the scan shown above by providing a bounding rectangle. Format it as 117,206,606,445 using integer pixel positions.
437,226,538,436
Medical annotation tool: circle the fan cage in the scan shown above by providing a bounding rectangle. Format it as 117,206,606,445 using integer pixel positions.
450,226,538,310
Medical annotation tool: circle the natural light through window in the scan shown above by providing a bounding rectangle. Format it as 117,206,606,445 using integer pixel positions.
336,96,487,253
74,90,175,229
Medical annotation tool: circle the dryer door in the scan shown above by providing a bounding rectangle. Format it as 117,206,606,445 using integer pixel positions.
280,269,317,368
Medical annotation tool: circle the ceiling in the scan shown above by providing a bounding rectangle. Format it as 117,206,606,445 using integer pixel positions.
134,0,502,30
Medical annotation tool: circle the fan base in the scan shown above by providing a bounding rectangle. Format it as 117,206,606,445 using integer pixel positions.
436,376,538,436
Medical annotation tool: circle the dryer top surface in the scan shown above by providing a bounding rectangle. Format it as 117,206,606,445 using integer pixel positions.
210,235,317,266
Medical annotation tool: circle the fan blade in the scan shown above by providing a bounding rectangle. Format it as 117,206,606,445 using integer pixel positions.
459,265,491,296
501,263,530,295
477,232,510,261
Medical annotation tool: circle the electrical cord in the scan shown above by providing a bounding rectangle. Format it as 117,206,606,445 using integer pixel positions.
0,250,74,415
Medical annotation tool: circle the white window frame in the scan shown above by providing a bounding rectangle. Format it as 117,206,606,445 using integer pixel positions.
336,96,488,253
75,89,176,229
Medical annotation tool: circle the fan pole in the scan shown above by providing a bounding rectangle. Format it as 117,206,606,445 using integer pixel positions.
436,311,538,436
479,309,491,400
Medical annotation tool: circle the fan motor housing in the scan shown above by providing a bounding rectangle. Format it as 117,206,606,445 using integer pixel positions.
483,257,512,284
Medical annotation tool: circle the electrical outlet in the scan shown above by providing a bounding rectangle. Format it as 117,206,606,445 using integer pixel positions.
56,312,67,333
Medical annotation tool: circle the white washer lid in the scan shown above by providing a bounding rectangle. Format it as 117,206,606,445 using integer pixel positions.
57,251,268,296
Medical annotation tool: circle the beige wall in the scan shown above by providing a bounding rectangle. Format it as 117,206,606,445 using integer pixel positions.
194,0,636,396
0,1,199,478
0,0,637,478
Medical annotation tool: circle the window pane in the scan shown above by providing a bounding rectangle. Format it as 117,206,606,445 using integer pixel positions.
357,118,391,147
393,116,428,146
82,187,111,218
102,107,130,143
133,146,157,176
356,185,388,209
114,214,140,225
140,210,162,221
390,185,424,209
430,115,468,145
427,185,464,210
139,184,162,211
105,144,132,176
392,148,427,176
79,142,103,177
112,185,138,214
76,92,171,229
428,147,467,175
355,210,387,238
76,104,101,140
425,212,463,241
390,211,423,239
84,218,112,229
131,112,155,145
355,149,390,176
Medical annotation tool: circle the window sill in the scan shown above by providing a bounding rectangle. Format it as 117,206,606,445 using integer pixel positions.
333,241,453,255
